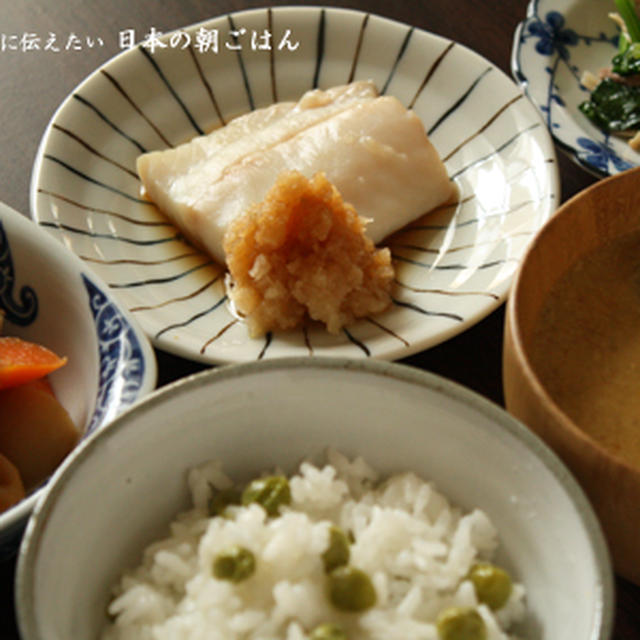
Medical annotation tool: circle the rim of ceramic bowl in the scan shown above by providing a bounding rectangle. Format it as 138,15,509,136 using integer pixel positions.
0,202,157,545
16,356,614,640
506,166,640,480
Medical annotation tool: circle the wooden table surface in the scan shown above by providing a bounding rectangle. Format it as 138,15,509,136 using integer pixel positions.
0,0,638,637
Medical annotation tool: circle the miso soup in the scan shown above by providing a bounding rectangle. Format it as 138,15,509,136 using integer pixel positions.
529,229,640,467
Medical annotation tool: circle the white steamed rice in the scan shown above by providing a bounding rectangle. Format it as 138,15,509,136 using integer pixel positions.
101,450,526,639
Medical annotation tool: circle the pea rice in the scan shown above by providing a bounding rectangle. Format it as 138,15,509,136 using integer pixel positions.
101,450,526,639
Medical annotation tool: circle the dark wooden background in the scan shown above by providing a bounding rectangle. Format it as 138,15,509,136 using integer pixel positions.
0,1,637,638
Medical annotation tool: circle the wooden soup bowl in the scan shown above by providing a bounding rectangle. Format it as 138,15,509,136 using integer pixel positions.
503,165,640,584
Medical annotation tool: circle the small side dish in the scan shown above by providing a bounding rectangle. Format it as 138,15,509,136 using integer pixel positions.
32,7,559,362
101,450,525,640
580,0,640,149
0,317,78,513
137,81,453,336
0,201,156,557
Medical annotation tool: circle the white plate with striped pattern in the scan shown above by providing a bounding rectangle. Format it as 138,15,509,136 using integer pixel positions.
31,6,560,364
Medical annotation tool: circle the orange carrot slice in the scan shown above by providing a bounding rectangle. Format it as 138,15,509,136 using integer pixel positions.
0,336,67,391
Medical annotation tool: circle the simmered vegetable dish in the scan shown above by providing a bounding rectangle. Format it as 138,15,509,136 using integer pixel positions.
0,317,78,513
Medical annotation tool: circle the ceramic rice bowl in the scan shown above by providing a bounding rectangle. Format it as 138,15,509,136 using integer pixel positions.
16,358,612,640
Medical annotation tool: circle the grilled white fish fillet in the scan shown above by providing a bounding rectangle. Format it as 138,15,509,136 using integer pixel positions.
137,81,452,265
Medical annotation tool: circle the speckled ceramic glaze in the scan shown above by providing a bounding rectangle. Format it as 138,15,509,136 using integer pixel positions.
0,201,156,556
512,0,639,176
31,7,559,363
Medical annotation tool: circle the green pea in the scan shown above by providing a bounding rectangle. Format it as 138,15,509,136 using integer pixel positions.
467,562,512,610
322,526,351,573
241,475,291,516
309,622,347,640
436,607,487,640
212,545,256,583
208,487,241,517
327,565,376,612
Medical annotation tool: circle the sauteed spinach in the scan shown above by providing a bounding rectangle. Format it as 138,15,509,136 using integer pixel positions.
580,78,640,132
579,0,640,140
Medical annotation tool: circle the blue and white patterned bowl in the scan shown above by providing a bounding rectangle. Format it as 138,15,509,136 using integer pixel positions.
0,201,157,556
512,0,639,177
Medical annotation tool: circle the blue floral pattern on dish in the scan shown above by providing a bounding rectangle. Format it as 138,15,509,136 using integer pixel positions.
0,221,38,325
0,206,155,560
82,274,146,434
1,219,146,435
526,11,579,59
576,136,634,173
513,0,636,177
